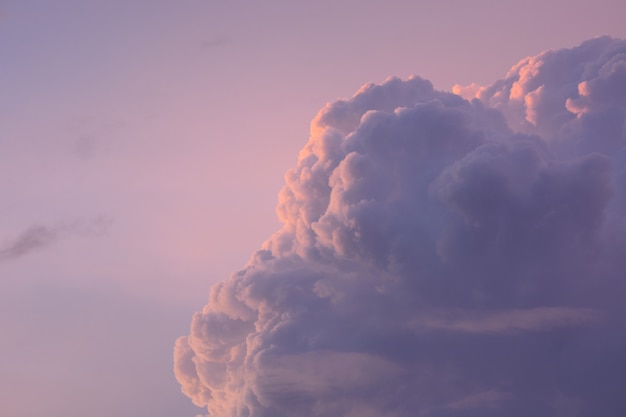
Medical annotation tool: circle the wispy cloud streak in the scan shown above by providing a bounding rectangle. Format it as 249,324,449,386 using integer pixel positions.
0,217,111,263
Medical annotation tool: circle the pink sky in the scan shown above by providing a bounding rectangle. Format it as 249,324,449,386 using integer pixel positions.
1,1,625,416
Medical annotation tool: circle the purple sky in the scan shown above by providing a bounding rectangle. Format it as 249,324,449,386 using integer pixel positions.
2,1,626,417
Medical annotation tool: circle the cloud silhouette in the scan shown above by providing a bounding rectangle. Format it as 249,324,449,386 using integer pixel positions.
175,37,626,417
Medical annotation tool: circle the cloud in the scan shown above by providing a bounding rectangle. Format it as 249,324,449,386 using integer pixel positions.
0,216,111,263
175,37,626,417
200,35,229,50
0,225,58,262
456,36,626,156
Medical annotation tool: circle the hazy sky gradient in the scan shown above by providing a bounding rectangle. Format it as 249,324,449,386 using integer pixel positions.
2,1,625,416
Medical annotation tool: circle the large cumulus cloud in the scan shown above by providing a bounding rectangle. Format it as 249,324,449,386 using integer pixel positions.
175,37,626,417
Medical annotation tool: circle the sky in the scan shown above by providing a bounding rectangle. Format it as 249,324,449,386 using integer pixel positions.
1,1,626,417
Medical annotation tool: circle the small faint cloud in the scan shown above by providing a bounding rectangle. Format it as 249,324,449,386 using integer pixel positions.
0,216,112,263
0,225,58,262
63,215,113,238
66,118,128,158
74,135,97,158
200,35,229,50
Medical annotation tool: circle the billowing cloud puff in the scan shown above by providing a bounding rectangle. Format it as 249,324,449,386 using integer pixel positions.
454,36,626,157
175,37,626,417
